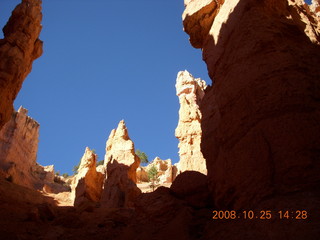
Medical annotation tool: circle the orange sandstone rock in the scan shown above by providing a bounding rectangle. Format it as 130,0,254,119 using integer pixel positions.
183,0,320,211
175,70,207,175
72,147,104,207
0,0,43,130
101,120,141,208
0,107,40,188
0,107,62,191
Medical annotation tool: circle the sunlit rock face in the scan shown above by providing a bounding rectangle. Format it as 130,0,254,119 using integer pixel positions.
0,107,52,189
0,0,43,130
183,0,320,211
310,0,320,19
136,167,148,183
101,120,141,208
175,70,207,175
146,157,174,184
71,147,104,207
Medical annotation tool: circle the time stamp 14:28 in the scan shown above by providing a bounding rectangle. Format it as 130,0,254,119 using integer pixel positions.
212,210,308,220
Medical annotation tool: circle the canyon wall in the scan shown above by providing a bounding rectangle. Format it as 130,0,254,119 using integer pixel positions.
183,0,320,209
175,70,207,175
0,0,43,130
0,106,53,189
100,120,141,208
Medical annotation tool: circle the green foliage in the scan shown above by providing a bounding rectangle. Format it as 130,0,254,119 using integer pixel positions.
73,163,80,175
96,159,104,166
55,171,60,176
147,165,158,180
62,173,69,178
147,165,159,192
136,149,149,165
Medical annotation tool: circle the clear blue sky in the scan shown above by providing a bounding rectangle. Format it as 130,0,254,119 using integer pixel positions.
0,0,210,175
1,0,313,175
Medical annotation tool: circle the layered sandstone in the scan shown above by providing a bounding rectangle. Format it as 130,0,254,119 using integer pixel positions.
183,0,320,213
71,147,104,207
0,0,43,130
148,157,174,184
137,157,175,184
0,107,65,192
101,120,141,208
175,70,207,175
136,167,148,183
0,106,40,188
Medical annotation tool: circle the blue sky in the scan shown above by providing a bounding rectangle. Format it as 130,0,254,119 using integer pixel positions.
0,0,209,175
0,0,313,175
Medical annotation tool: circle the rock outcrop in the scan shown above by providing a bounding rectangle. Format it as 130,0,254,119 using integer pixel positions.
311,0,320,16
175,70,207,175
136,167,148,183
170,171,210,209
148,157,174,184
71,147,104,207
0,0,43,130
101,120,141,208
183,0,320,213
137,157,175,184
0,107,66,193
0,106,40,188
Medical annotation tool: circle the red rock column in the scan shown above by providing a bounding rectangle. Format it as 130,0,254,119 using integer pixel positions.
0,0,43,130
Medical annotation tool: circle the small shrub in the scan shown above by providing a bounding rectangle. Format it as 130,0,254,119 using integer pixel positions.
147,165,160,191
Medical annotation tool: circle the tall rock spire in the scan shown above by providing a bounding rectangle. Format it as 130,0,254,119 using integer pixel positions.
175,70,207,175
0,0,43,130
101,120,141,208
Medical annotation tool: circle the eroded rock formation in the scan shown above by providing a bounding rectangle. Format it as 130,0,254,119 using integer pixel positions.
136,167,148,183
101,120,141,208
0,0,43,130
149,157,174,184
311,0,320,16
0,107,67,193
175,70,207,175
170,171,210,209
137,157,175,184
71,147,104,207
0,106,40,188
183,0,320,213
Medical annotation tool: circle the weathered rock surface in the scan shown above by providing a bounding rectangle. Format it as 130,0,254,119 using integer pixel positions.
183,0,320,215
311,0,320,16
175,70,207,175
71,147,104,207
101,120,141,208
0,107,40,188
0,0,43,130
147,157,174,184
136,167,148,183
0,107,67,193
170,171,210,209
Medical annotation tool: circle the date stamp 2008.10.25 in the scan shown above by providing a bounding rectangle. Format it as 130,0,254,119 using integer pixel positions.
212,210,308,220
